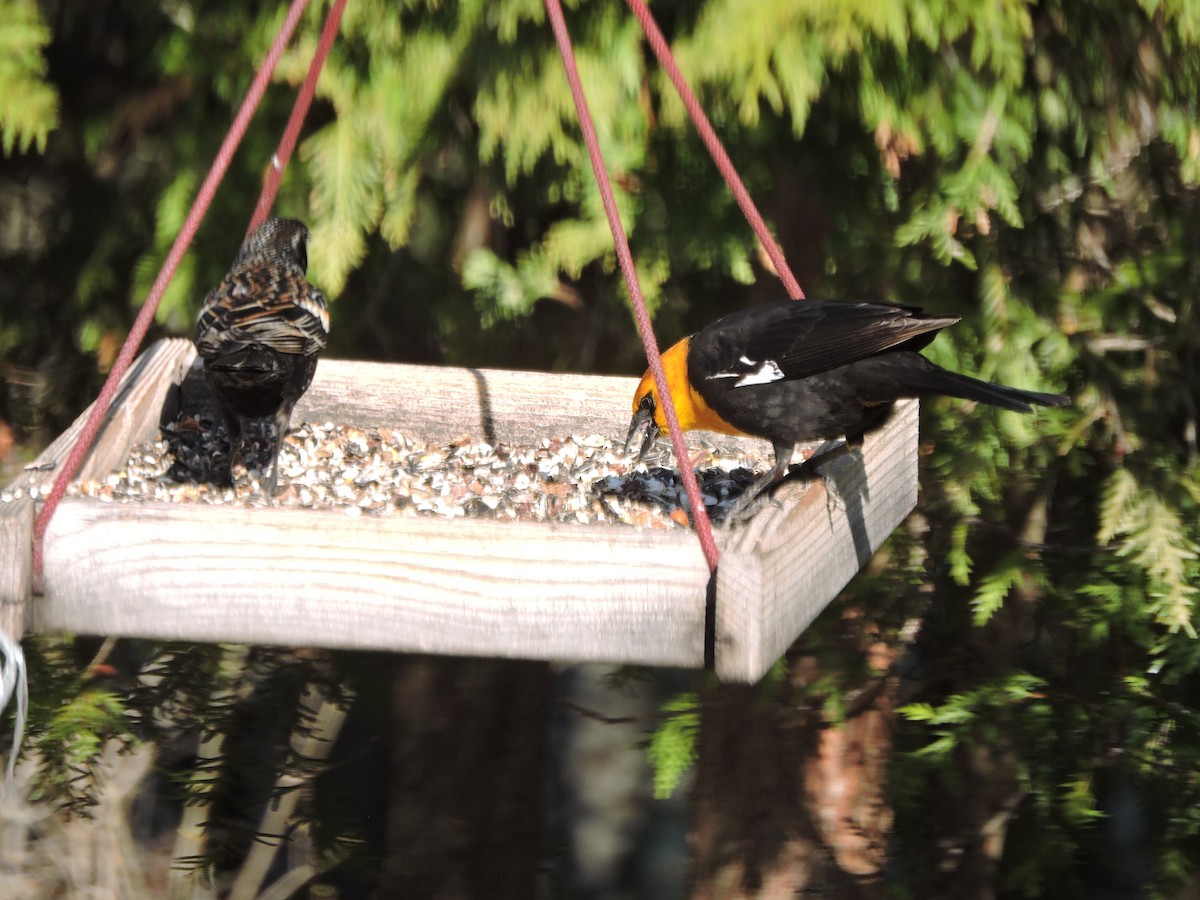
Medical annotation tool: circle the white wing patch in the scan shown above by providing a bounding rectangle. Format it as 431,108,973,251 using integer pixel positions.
734,358,784,386
706,355,785,387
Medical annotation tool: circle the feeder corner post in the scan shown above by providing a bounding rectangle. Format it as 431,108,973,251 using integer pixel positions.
0,495,35,640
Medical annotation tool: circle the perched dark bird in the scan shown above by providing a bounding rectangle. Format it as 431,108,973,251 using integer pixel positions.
626,300,1070,520
194,217,329,493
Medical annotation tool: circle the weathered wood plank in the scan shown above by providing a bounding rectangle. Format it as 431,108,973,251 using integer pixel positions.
3,339,195,500
301,359,635,445
299,356,772,452
0,340,192,633
714,399,919,681
0,495,34,638
149,341,770,452
37,499,712,667
82,340,198,481
11,339,922,682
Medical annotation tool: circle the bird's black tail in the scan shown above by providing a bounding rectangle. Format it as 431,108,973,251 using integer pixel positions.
916,359,1070,412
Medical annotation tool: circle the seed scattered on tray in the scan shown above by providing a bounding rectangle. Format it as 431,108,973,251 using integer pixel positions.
34,422,772,528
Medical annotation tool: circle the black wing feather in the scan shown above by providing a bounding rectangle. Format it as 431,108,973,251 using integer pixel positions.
691,301,958,385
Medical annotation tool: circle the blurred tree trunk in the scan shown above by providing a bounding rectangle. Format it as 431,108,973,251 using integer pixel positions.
374,655,552,900
688,646,895,900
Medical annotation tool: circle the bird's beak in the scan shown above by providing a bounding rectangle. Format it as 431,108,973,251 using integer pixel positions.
624,405,659,462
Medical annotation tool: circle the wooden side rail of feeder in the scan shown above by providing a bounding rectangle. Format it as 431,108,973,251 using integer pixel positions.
0,339,919,682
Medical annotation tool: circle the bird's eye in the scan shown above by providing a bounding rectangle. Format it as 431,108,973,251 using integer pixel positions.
294,233,309,273
639,394,655,413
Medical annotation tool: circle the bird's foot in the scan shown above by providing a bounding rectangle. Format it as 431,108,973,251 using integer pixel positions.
804,440,863,520
822,476,847,516
718,472,798,527
717,491,775,527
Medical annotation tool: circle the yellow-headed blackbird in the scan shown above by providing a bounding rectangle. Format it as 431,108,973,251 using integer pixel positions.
626,300,1069,518
194,217,329,493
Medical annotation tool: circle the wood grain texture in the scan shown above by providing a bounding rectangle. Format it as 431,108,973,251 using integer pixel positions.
12,339,921,682
145,339,771,452
299,356,772,452
0,496,34,638
3,339,195,501
38,499,712,667
714,399,919,681
0,339,193,627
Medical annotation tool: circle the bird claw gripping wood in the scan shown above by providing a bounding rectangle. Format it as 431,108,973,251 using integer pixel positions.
193,217,329,496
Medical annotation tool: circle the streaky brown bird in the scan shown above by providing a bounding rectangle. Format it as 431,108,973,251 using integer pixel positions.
194,217,329,493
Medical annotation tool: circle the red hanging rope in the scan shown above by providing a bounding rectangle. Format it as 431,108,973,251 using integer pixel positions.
248,0,348,234
544,0,720,573
32,0,326,582
624,0,804,301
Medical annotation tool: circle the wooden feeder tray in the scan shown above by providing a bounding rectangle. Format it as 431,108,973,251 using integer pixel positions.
0,339,918,682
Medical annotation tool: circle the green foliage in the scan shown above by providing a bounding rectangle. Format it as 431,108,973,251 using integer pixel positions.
6,639,364,885
16,637,137,816
42,689,126,767
646,693,699,799
6,0,1200,894
898,671,1047,754
0,0,58,154
461,247,563,326
33,687,128,813
969,552,1027,626
1099,468,1199,635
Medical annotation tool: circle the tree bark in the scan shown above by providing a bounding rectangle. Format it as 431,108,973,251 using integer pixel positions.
689,644,894,900
374,655,552,900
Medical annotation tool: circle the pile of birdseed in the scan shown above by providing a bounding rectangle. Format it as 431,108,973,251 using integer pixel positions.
39,422,769,528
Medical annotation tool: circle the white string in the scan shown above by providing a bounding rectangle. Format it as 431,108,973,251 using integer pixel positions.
0,631,28,790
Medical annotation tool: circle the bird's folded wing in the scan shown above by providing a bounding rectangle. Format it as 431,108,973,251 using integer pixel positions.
699,302,956,385
196,274,329,358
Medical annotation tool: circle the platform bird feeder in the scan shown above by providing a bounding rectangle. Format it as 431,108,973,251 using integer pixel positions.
0,339,918,682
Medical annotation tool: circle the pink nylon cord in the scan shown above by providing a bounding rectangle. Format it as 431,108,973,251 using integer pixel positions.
248,0,347,234
32,0,318,582
544,0,721,573
625,0,804,301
